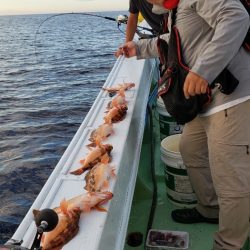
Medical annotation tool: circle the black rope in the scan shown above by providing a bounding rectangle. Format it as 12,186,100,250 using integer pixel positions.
144,87,158,249
143,63,160,248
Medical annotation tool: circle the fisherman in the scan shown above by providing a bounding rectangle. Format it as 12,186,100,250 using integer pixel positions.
115,0,165,57
117,0,250,249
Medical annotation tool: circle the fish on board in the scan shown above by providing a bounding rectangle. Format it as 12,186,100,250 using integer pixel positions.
106,88,127,110
70,143,113,175
103,104,128,124
102,82,135,94
84,156,116,192
88,123,114,147
34,191,113,250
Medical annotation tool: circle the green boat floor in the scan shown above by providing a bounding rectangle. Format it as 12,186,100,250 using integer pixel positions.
124,107,249,250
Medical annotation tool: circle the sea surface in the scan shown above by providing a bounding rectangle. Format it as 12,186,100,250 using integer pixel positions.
0,11,126,244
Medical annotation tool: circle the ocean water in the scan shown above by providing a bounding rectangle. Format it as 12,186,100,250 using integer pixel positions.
0,11,126,243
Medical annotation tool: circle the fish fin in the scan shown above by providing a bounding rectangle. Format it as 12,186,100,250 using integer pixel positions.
82,203,91,213
103,180,109,189
102,87,114,93
108,155,112,163
86,142,96,148
79,159,85,164
70,167,85,175
102,87,115,93
106,133,112,138
101,153,110,164
60,198,68,214
32,209,40,219
106,101,112,110
109,125,114,136
89,130,96,140
94,205,107,212
104,116,112,124
94,136,102,147
118,88,125,97
104,120,111,125
111,168,116,178
112,99,118,108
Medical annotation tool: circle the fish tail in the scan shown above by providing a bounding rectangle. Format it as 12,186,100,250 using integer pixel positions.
70,167,85,175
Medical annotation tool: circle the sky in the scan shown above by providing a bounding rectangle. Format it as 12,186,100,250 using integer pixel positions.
0,0,129,16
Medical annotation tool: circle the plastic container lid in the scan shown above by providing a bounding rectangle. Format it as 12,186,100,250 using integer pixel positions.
146,229,189,250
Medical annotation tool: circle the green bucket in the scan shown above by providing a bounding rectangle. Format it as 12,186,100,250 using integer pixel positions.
156,97,182,140
160,134,197,207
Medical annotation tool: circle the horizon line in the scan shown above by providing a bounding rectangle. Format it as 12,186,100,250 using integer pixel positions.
0,9,128,17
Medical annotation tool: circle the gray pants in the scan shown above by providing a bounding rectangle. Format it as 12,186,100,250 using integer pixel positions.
179,100,250,250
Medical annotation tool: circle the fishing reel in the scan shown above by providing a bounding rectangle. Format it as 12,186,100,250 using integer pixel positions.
116,14,128,25
0,209,58,250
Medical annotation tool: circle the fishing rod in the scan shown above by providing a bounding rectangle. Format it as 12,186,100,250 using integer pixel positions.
34,12,155,62
34,12,154,32
34,12,155,39
34,12,126,36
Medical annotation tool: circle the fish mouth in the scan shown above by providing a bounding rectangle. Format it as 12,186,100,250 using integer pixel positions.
94,191,113,204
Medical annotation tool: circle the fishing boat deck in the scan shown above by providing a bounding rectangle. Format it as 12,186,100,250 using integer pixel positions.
124,105,250,250
9,56,159,250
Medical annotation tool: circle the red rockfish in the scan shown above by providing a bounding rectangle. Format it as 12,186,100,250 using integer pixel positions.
34,191,113,250
70,143,113,175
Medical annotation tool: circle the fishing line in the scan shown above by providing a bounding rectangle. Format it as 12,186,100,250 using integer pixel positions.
33,12,128,130
34,12,126,63
34,12,154,63
33,11,155,125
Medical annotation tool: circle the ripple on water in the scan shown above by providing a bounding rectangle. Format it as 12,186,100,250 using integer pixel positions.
0,11,126,243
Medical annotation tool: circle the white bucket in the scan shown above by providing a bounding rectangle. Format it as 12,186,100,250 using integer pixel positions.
160,134,197,208
156,97,182,140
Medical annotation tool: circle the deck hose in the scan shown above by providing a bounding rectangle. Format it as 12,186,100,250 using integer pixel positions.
145,80,159,248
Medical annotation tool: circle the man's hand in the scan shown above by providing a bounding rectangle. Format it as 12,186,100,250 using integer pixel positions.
183,71,209,99
115,41,137,58
115,47,124,58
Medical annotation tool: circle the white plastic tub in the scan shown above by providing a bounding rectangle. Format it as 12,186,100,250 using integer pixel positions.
156,97,182,140
160,134,197,207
